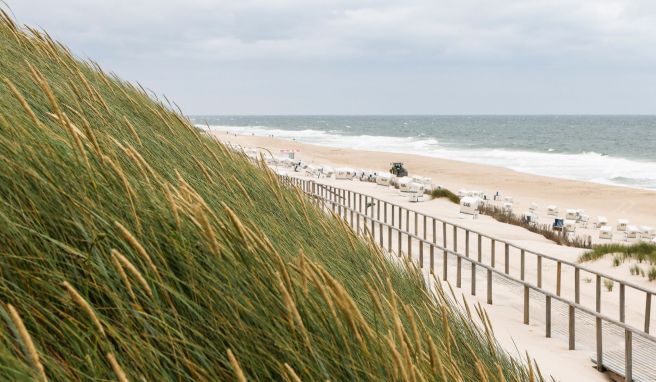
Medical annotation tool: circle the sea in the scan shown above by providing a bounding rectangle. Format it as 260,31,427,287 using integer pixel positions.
191,115,656,190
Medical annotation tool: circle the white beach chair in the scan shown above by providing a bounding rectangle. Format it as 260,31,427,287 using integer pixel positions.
640,226,655,239
408,193,424,203
617,219,629,232
596,216,608,228
599,226,612,240
547,205,559,216
626,225,639,240
564,219,577,233
460,197,481,215
375,173,392,186
398,177,413,192
565,209,578,220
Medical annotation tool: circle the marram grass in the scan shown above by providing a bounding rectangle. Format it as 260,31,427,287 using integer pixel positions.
0,10,539,381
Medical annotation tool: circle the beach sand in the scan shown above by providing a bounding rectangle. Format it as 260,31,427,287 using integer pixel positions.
213,131,656,228
213,131,656,381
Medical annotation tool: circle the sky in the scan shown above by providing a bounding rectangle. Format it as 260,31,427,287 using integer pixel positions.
6,0,656,115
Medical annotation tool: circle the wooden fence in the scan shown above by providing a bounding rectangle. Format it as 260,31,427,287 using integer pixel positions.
280,175,656,381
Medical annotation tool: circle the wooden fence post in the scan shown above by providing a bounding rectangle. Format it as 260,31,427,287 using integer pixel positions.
406,209,409,232
414,211,418,236
556,262,562,297
537,256,542,288
596,317,603,372
596,275,601,313
356,214,360,234
575,268,580,304
432,218,436,244
646,293,652,334
377,199,380,220
471,261,476,296
388,226,392,251
620,283,625,323
419,240,424,268
625,330,632,382
456,256,462,288
569,305,575,350
491,239,496,267
504,244,510,274
430,244,435,275
423,215,427,240
524,286,529,324
486,269,492,304
477,234,482,262
371,214,375,237
443,251,448,281
546,296,551,338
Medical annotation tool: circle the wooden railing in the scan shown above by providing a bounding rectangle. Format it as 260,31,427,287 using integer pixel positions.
280,175,656,382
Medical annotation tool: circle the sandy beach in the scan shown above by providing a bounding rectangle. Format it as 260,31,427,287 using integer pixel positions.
213,131,656,229
213,130,656,381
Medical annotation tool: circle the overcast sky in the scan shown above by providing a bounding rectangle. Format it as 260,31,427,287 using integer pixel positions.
7,1,656,114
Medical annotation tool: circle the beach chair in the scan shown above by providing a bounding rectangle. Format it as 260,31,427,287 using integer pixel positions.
596,216,607,228
599,226,612,239
564,219,577,232
625,225,639,240
553,218,564,232
547,205,559,216
617,219,629,231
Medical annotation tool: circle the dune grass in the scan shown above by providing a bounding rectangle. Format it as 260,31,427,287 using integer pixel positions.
579,242,656,263
479,204,593,249
0,10,539,381
430,188,461,204
579,243,656,281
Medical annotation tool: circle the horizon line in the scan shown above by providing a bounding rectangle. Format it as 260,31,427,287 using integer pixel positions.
188,113,656,117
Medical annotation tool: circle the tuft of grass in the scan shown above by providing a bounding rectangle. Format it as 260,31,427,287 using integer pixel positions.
649,267,656,282
0,10,537,382
612,255,623,267
630,264,642,276
604,278,615,292
430,188,461,204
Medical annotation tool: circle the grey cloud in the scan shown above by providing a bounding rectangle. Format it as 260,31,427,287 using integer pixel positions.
6,0,656,114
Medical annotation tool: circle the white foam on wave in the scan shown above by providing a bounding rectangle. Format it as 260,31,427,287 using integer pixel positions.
206,124,656,190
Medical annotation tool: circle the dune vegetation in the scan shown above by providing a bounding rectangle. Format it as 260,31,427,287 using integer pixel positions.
478,204,593,249
0,11,539,381
429,188,461,204
579,243,656,281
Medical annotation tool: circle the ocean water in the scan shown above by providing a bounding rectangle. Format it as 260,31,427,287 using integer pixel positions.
191,115,656,190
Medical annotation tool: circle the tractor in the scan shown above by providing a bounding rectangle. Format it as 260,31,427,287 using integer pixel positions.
389,162,408,177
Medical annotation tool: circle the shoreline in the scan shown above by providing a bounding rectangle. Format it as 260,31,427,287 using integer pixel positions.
200,122,656,192
211,130,656,231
